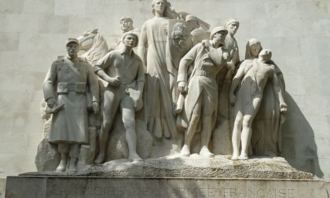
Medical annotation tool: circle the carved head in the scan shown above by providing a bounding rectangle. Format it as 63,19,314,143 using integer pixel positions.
66,38,79,57
210,26,228,46
245,38,262,59
185,15,200,32
225,18,239,36
120,17,134,33
258,49,272,62
122,32,139,48
152,0,170,17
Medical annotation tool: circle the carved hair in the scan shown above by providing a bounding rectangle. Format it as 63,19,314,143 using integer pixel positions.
225,18,240,28
151,0,171,17
245,38,263,59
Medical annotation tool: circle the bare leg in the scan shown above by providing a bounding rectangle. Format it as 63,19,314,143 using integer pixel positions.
56,143,69,172
180,114,200,156
122,104,141,161
232,112,243,160
95,90,118,164
240,98,261,160
240,115,253,160
199,116,214,157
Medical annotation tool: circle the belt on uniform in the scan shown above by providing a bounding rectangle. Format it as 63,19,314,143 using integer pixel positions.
57,82,87,94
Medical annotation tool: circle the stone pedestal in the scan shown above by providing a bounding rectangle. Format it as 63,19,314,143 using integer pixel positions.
5,176,329,198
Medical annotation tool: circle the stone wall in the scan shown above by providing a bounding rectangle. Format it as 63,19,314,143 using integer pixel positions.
0,0,329,178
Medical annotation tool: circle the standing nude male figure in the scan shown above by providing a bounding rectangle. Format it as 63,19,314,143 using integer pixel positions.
94,32,145,163
230,49,287,160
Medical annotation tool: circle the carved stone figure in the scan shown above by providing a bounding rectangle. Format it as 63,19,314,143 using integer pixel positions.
43,38,99,172
230,49,287,160
177,26,229,157
78,29,109,66
94,32,145,163
138,0,178,139
245,40,287,157
185,15,210,45
109,17,139,51
212,19,239,155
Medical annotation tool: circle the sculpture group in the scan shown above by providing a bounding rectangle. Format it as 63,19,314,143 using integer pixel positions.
41,0,287,172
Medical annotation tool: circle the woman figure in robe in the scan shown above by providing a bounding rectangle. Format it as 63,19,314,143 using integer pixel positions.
138,0,178,139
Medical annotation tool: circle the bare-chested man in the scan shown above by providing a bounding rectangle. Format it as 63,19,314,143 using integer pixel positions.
230,49,287,160
94,32,144,163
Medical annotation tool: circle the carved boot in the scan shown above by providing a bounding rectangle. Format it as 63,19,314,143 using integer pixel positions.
199,146,214,158
67,157,78,172
180,144,190,156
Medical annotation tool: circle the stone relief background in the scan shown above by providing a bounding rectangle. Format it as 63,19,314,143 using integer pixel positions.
0,0,329,178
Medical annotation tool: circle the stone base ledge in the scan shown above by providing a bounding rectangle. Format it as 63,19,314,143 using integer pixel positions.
5,176,329,198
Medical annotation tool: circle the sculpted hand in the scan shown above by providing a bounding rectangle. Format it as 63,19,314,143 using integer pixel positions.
280,103,288,113
92,101,99,114
46,98,56,108
108,76,121,87
178,81,188,94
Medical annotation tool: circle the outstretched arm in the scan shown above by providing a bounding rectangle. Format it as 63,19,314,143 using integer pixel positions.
272,71,287,113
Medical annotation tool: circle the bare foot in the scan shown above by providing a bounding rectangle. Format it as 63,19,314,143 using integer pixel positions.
94,153,105,164
180,144,190,156
199,146,214,158
129,153,142,162
239,153,248,160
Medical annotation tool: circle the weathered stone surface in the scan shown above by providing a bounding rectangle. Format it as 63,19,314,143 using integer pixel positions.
26,156,312,179
5,176,329,198
34,139,59,172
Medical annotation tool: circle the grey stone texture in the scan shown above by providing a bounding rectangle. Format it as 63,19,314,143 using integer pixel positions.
5,176,330,198
0,0,329,179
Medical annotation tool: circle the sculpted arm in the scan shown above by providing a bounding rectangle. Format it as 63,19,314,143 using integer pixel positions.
43,62,57,107
135,60,145,111
272,70,287,113
177,44,199,94
94,53,120,87
87,64,100,113
230,62,246,105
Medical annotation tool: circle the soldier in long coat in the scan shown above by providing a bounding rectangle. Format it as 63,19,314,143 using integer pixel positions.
43,38,99,172
177,26,230,157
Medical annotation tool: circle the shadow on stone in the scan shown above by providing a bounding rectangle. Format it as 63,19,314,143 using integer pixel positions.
281,93,323,178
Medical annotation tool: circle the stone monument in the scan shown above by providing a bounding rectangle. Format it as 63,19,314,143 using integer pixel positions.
5,0,329,197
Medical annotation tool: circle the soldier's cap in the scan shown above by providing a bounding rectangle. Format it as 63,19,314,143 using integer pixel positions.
120,17,133,24
121,31,139,46
66,38,79,46
210,26,228,39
